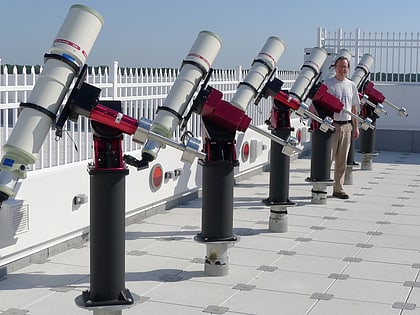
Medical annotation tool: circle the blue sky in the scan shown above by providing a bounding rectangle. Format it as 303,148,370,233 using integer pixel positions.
1,0,420,70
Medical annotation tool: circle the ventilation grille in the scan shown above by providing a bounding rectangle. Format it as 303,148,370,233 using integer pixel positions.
12,203,29,235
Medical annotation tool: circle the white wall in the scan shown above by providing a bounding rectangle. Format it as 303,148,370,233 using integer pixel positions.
374,83,420,131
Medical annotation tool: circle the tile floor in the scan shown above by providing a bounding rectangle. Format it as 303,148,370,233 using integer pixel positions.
0,151,419,315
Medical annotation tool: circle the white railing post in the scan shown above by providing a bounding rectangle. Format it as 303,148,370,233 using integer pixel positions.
236,65,242,83
317,27,325,48
109,60,118,100
337,28,343,51
354,28,361,67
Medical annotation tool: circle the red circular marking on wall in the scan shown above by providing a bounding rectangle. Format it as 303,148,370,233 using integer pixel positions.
150,164,163,191
241,142,250,162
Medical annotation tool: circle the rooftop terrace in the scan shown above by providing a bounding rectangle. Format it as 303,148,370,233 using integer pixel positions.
0,150,419,314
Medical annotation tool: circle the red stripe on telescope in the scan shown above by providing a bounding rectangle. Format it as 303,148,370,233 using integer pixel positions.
187,53,211,69
53,38,81,51
259,52,276,66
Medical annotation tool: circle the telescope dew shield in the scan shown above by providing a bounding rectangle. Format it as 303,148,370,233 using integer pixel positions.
50,5,104,67
0,5,103,200
351,53,374,89
142,31,222,160
230,36,286,112
289,47,327,101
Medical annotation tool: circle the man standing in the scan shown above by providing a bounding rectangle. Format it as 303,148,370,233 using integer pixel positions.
324,56,360,199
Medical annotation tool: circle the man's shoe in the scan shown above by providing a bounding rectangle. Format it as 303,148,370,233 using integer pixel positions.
333,191,349,199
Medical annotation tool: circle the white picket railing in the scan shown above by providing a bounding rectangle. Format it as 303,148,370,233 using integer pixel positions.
0,60,299,172
318,27,420,82
3,26,419,172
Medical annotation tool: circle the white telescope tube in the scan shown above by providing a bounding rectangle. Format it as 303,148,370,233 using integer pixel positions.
0,5,103,200
286,48,334,132
230,36,285,112
351,53,374,88
142,30,222,160
289,47,327,101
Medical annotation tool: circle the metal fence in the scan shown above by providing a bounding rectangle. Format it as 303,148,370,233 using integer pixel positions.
3,27,419,171
0,60,299,171
318,27,420,82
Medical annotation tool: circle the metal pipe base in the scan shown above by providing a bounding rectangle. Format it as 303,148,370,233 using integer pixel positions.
93,311,121,315
311,182,328,204
204,243,230,276
361,153,378,170
269,206,288,233
75,292,141,315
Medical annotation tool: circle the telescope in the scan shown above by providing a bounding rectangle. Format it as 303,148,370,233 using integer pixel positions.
56,31,221,171
186,37,301,156
231,36,285,112
0,5,103,205
232,36,300,156
257,47,336,133
137,31,222,168
351,53,387,116
352,53,407,117
195,36,291,277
